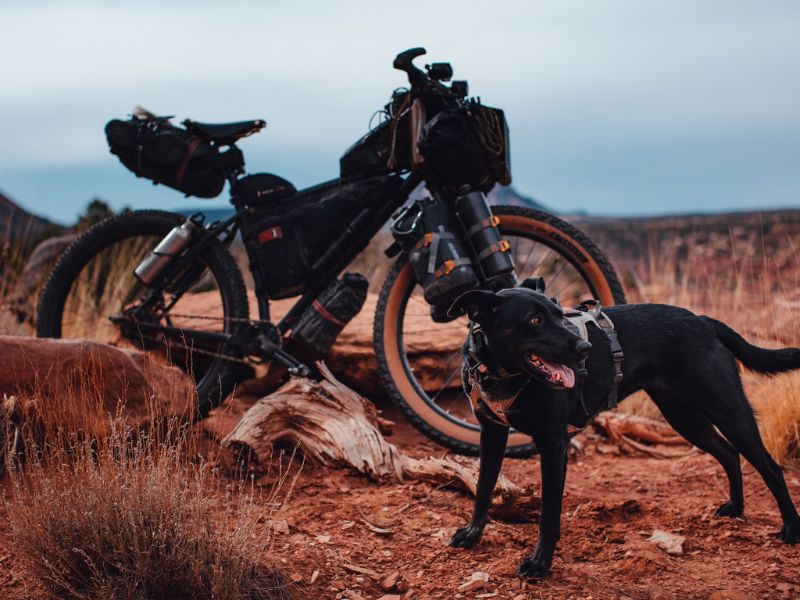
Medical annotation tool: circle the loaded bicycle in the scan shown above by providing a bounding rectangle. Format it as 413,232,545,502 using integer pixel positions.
37,48,625,456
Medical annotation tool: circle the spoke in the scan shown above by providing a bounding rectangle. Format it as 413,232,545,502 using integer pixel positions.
546,259,570,291
549,273,584,300
526,248,556,279
429,365,462,405
516,238,538,275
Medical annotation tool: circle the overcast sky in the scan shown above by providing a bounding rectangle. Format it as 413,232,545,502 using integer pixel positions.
1,0,798,223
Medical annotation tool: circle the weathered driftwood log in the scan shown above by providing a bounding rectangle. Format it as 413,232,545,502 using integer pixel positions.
593,411,694,458
222,364,533,513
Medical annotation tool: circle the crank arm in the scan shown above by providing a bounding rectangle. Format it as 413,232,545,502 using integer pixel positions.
257,337,309,377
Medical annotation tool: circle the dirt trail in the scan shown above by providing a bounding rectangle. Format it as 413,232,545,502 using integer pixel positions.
262,403,800,599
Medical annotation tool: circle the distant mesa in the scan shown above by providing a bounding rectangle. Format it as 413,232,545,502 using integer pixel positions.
487,185,548,211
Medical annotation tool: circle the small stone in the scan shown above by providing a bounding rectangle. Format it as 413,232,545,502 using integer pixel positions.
272,520,290,535
647,529,685,555
458,571,490,592
382,571,400,590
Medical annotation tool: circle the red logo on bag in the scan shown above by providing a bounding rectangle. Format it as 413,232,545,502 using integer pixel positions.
257,226,283,244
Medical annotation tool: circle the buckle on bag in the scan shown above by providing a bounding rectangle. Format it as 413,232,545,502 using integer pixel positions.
415,232,434,249
435,259,456,277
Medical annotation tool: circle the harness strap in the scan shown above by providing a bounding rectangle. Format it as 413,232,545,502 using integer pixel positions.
565,300,624,409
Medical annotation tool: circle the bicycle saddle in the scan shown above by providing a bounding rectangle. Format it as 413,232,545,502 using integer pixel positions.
183,119,266,143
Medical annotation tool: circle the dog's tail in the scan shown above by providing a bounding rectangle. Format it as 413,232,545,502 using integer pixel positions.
702,316,800,375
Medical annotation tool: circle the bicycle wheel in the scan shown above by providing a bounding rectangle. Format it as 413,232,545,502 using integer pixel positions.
374,206,626,456
36,210,249,415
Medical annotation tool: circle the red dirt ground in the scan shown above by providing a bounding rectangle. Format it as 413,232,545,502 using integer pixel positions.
2,401,800,599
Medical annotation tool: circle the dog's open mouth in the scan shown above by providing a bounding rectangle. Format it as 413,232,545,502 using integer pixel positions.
528,354,576,389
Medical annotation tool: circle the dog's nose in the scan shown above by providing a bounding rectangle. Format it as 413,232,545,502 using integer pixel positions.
575,339,592,356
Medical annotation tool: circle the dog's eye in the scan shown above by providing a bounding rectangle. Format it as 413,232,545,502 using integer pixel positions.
530,316,542,325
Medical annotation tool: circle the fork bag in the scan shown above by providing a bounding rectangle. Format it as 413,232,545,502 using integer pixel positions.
390,196,479,306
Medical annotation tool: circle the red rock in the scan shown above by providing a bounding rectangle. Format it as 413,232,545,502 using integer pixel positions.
0,335,196,427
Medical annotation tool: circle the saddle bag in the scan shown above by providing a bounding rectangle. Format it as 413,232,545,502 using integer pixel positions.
291,273,369,357
105,116,236,198
390,196,479,306
240,175,400,299
453,189,515,288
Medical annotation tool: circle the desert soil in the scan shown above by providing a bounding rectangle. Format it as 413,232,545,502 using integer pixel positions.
9,403,799,600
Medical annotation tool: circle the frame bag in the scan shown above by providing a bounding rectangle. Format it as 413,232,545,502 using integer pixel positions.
241,176,400,299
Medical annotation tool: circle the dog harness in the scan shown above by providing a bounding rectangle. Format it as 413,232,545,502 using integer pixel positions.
563,300,624,409
465,327,529,427
465,300,624,427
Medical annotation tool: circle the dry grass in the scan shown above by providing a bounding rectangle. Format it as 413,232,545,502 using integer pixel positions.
2,381,296,600
615,223,800,465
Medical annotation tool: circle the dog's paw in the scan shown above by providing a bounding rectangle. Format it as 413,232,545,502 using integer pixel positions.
449,524,484,549
778,520,800,545
714,500,743,519
516,556,551,579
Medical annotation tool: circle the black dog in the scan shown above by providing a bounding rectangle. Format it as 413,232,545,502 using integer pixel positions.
447,277,800,578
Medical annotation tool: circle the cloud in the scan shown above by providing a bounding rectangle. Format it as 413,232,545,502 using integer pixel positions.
1,0,798,218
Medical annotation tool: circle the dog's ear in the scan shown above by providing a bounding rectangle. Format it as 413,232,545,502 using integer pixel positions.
520,277,546,294
447,290,502,323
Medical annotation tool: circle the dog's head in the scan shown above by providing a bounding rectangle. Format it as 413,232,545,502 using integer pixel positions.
449,277,591,389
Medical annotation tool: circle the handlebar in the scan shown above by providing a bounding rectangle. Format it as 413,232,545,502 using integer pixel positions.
393,47,453,96
393,47,429,87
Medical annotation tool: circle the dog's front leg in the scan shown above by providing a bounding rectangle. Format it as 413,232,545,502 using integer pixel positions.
517,430,569,578
449,418,509,548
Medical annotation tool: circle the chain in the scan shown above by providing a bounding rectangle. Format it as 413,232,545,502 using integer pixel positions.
165,312,267,325
127,328,252,365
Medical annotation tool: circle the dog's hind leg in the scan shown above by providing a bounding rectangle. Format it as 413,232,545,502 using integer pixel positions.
700,382,800,544
648,389,744,518
449,419,509,549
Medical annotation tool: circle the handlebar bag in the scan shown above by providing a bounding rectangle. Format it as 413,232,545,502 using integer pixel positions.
417,109,491,192
240,175,400,299
105,117,231,198
469,104,512,186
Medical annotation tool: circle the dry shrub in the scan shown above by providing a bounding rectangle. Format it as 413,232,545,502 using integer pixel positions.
3,398,295,600
746,372,800,466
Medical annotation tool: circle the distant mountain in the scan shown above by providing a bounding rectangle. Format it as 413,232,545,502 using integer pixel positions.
487,185,548,211
0,190,65,244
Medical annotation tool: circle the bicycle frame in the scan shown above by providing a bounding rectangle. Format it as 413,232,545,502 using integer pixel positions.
136,167,424,356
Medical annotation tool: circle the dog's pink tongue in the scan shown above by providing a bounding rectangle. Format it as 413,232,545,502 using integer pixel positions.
541,359,575,389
